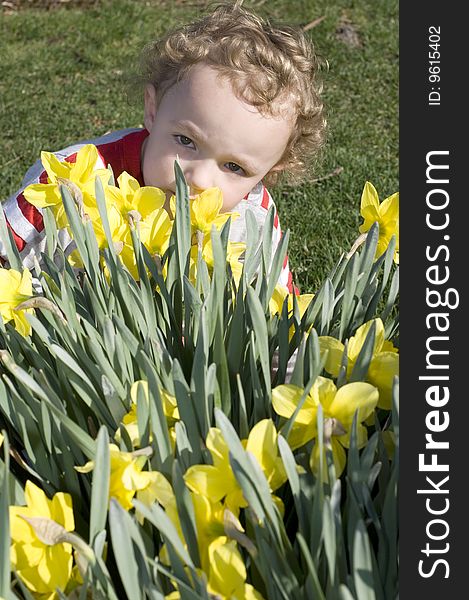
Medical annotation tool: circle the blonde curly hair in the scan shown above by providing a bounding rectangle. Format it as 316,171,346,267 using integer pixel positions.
138,1,327,186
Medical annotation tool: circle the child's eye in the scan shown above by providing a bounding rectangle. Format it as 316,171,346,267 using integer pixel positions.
174,135,195,148
225,162,245,175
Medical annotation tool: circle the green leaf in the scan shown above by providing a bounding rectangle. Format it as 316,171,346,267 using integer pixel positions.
89,426,110,544
246,288,271,396
349,320,376,382
352,518,376,600
0,202,22,270
60,184,90,273
172,359,202,464
173,159,191,287
0,431,10,597
322,500,337,588
266,229,290,307
278,435,307,534
296,533,325,600
108,499,144,600
94,176,117,263
172,460,201,567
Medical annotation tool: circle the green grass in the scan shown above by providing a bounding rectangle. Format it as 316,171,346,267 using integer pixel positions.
0,0,398,292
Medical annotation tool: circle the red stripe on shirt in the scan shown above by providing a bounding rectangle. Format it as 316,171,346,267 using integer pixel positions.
18,192,44,234
5,218,27,252
96,129,148,185
261,186,270,210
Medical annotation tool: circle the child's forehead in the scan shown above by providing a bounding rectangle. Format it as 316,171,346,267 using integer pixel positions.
165,63,296,126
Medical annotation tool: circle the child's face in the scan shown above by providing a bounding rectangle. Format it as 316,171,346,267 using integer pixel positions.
141,63,293,211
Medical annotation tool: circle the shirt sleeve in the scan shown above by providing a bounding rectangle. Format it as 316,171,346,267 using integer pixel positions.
0,160,47,268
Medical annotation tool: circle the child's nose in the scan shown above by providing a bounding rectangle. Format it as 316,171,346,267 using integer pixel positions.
184,162,214,195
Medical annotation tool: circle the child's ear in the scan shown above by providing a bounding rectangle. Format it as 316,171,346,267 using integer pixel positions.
144,84,157,131
266,161,286,177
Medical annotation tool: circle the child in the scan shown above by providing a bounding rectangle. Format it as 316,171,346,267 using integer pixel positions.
0,0,326,292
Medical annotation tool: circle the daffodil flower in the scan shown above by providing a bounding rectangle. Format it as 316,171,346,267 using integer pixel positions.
118,206,173,279
189,188,239,235
115,380,178,448
0,268,33,336
166,535,264,600
184,420,286,515
23,144,111,229
358,181,399,263
189,238,246,285
153,475,235,574
184,428,247,515
140,208,173,257
206,536,264,600
9,481,75,598
319,318,399,409
75,443,155,511
105,172,165,222
269,285,314,340
272,377,379,476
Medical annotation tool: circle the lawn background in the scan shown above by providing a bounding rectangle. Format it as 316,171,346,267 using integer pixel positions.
0,0,398,292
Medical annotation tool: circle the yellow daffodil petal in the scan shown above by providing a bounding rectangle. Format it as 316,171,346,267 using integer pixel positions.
382,339,399,353
33,544,73,593
313,376,338,414
71,144,101,182
368,352,399,410
240,583,265,600
10,506,37,547
208,537,246,597
9,483,75,597
337,423,369,449
360,181,380,214
116,171,140,198
40,151,70,182
0,268,33,336
206,428,230,467
74,460,95,474
347,318,385,361
10,536,44,571
23,183,60,208
184,465,233,502
190,188,224,232
17,268,33,297
272,385,316,424
244,420,287,491
24,481,51,518
226,241,246,262
295,293,315,318
379,192,399,224
50,493,75,531
318,337,345,377
141,208,172,255
288,423,319,450
132,186,166,217
12,311,32,337
269,284,289,315
310,437,347,477
225,488,248,515
245,419,280,458
0,269,23,302
327,382,379,428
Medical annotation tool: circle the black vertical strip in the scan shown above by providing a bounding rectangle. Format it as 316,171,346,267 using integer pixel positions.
400,3,466,596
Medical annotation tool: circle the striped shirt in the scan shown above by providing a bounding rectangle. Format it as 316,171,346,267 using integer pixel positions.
0,128,292,291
